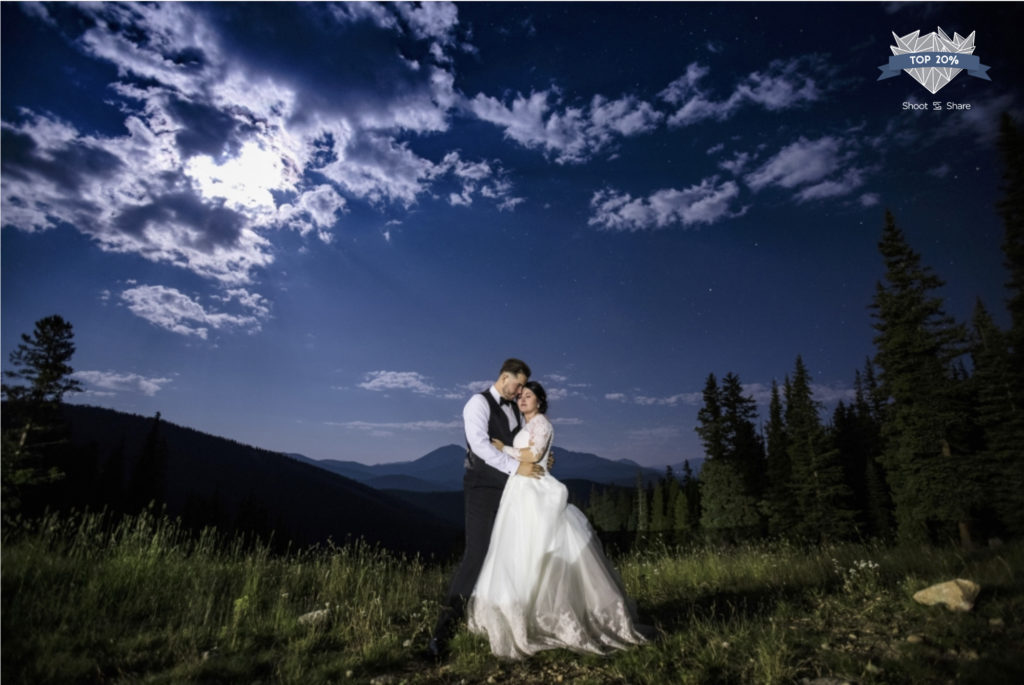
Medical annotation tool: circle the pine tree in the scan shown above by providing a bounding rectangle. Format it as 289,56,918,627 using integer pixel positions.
871,211,977,544
665,465,681,530
1,315,84,519
131,412,169,511
699,459,761,538
786,356,856,542
763,379,796,536
695,374,725,460
992,113,1024,536
695,372,762,538
650,479,666,532
682,459,701,531
720,372,766,495
634,471,647,534
997,114,1024,371
672,491,690,541
970,300,1024,534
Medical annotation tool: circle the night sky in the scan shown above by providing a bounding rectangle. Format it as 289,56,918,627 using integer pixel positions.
2,2,1022,468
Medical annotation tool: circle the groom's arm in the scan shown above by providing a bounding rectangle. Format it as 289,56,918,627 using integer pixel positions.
464,395,520,475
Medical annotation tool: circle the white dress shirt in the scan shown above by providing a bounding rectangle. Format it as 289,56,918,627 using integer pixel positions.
464,385,521,475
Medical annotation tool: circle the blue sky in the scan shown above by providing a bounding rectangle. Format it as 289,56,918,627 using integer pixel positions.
2,2,1021,468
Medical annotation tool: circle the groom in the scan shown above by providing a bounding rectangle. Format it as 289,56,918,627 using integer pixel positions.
429,358,544,658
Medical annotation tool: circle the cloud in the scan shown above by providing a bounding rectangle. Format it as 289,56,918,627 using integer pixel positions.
589,178,744,231
358,371,439,395
661,56,828,127
811,383,856,404
468,89,662,164
0,1,485,293
74,370,173,397
276,185,348,242
120,284,268,338
626,426,684,442
746,136,844,191
742,135,868,203
605,391,703,406
434,152,524,210
327,419,462,436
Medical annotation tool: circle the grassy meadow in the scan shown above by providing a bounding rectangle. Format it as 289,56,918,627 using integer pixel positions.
3,509,1023,684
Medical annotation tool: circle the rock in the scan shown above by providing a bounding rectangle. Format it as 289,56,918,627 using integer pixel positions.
369,677,396,685
989,617,1005,628
298,608,329,625
912,579,980,612
906,634,924,644
988,537,1004,548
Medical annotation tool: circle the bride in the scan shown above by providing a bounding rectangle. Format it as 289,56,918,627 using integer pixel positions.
467,381,648,659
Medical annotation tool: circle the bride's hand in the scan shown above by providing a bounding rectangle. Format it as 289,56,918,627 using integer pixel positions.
517,447,538,463
490,439,504,450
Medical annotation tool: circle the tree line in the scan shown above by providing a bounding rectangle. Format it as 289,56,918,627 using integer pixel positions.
585,114,1024,548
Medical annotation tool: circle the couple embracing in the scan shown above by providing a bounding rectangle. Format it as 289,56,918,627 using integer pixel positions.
429,359,648,660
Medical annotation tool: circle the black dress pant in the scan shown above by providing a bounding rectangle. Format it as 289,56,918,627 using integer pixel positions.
433,472,504,639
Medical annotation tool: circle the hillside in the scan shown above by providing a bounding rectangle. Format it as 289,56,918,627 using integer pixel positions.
56,405,461,557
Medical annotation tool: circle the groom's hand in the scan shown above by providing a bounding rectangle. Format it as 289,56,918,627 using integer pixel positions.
516,461,543,479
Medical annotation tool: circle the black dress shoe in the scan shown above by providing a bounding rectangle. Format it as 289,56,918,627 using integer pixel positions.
427,635,448,660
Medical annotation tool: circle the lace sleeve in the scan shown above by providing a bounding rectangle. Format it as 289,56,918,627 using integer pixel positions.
527,416,553,458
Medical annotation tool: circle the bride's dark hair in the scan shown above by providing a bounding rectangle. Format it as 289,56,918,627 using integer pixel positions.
524,381,548,414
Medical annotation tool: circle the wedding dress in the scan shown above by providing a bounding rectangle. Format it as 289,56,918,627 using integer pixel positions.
467,415,648,658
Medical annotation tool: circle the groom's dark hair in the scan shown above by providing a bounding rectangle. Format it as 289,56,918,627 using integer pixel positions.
500,358,531,378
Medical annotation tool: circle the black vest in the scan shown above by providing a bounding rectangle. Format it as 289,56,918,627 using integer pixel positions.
465,391,521,485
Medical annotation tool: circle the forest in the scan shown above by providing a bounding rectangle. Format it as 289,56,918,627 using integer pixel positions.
583,112,1024,551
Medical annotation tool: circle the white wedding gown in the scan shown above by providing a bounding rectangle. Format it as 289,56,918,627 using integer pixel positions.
467,415,648,658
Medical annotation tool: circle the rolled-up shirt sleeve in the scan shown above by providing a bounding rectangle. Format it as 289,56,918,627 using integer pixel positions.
464,394,519,475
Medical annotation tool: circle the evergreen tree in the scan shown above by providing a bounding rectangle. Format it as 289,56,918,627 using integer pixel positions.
682,459,701,531
672,491,690,541
786,356,856,542
650,478,666,532
720,372,766,494
763,379,796,536
871,211,977,544
699,459,761,538
695,374,725,460
997,113,1024,372
854,363,894,536
1,315,83,519
634,471,648,534
695,372,762,538
970,300,1024,534
664,465,681,530
131,412,169,511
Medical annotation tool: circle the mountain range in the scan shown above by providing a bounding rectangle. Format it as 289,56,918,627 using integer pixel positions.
286,444,701,492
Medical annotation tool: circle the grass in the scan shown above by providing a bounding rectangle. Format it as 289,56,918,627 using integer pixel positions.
3,509,1023,684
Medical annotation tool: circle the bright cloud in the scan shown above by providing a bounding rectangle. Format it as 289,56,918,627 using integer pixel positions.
589,178,744,231
358,371,439,395
120,285,268,339
327,419,462,434
661,56,828,127
468,89,663,164
0,1,518,297
74,370,173,397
